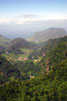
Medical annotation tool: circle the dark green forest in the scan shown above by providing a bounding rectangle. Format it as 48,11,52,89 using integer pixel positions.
0,36,67,101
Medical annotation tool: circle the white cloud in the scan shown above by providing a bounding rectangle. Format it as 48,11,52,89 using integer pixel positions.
18,14,36,18
0,13,67,24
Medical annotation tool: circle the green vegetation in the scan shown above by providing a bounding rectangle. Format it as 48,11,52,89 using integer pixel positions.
1,48,33,63
14,60,41,76
0,58,67,101
0,56,30,84
0,36,67,100
0,35,11,48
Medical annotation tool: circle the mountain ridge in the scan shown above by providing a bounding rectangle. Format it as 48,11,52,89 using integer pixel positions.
30,28,67,42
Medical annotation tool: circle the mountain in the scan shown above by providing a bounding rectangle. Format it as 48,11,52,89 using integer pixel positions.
0,19,67,39
29,36,67,73
39,36,67,73
11,38,30,49
0,51,67,101
0,56,21,84
8,38,38,54
7,38,30,54
0,35,11,47
0,36,67,100
31,28,67,42
0,35,11,54
0,56,30,84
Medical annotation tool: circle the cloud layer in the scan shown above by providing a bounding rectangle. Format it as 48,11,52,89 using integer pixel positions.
18,14,36,18
0,13,67,24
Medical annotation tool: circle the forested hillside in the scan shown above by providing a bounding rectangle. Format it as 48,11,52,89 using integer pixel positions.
0,35,67,101
0,58,67,101
0,0,67,100
0,35,11,47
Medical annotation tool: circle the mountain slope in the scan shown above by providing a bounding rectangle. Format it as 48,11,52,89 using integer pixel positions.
11,38,30,50
8,38,38,54
0,35,11,47
0,56,21,84
0,35,11,54
0,36,67,100
29,36,67,73
0,58,67,101
31,28,67,42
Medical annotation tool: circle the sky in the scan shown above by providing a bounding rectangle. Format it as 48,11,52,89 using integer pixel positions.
0,0,67,38
0,0,67,24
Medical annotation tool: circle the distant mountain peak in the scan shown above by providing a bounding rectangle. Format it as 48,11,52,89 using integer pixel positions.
31,28,67,42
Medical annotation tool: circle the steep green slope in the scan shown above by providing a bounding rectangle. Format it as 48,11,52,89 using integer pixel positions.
29,36,67,72
7,38,38,55
0,35,11,48
0,36,67,101
0,35,11,54
14,60,41,76
0,58,67,101
39,36,67,73
0,56,30,84
0,56,20,84
29,36,67,57
1,36,67,77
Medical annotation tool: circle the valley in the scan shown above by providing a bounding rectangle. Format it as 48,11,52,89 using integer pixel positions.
0,28,67,101
0,0,67,100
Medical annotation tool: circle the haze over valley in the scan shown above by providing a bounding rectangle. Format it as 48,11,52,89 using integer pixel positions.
0,19,67,39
